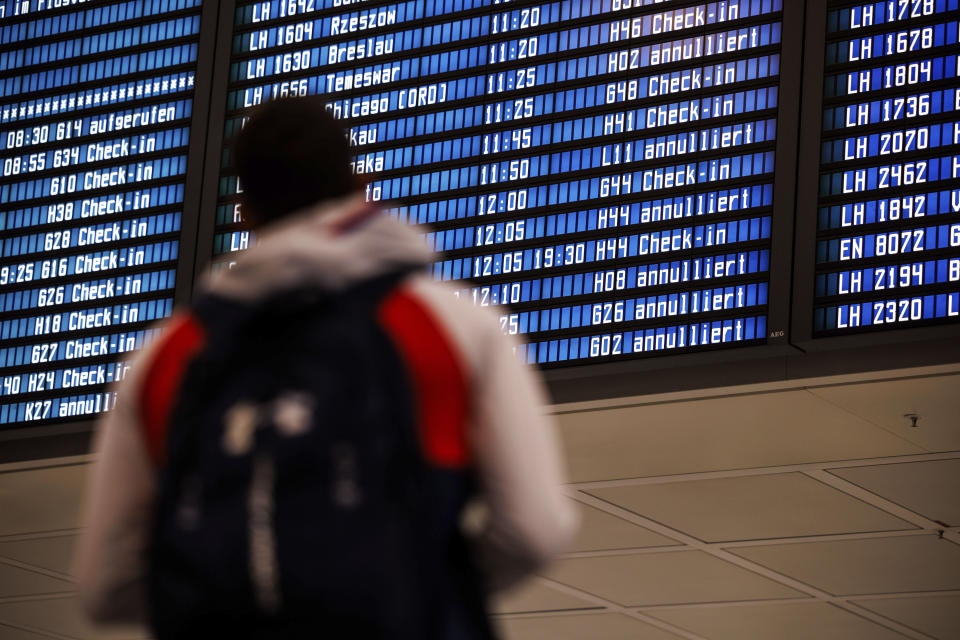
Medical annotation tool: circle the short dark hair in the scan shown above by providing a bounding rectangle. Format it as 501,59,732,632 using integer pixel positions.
233,96,354,225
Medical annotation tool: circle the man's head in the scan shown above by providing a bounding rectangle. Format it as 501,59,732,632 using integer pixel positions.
234,96,356,227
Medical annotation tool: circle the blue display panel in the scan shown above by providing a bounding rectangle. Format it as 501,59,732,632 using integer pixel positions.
216,0,788,367
0,0,202,426
813,0,960,334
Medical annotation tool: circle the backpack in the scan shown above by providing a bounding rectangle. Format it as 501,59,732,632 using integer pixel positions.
147,273,494,640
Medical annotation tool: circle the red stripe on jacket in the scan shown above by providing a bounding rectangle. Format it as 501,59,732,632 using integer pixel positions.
140,314,206,466
378,288,470,469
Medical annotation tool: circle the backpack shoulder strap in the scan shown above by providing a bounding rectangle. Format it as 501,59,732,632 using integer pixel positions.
377,285,471,470
139,313,207,466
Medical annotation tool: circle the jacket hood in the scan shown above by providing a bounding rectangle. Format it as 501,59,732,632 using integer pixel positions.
201,194,433,301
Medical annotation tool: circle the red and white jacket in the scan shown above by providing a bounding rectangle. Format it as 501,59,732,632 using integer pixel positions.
75,194,577,623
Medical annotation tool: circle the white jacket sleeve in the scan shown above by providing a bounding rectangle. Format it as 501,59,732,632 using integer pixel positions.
405,276,577,592
74,344,159,624
468,328,578,592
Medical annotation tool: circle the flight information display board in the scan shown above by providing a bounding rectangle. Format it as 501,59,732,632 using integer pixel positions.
812,0,960,335
0,0,203,425
215,0,791,367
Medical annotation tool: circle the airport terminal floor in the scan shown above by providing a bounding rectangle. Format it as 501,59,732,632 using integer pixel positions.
1,356,959,640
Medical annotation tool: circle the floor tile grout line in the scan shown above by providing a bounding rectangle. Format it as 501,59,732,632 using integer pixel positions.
561,528,937,559
829,600,937,640
0,620,77,640
0,555,76,583
0,592,76,606
634,597,826,612
567,490,841,603
493,608,606,619
0,530,81,544
0,457,93,475
565,451,960,489
711,528,939,548
566,491,953,640
524,575,712,640
629,590,960,610
843,589,960,601
802,468,947,532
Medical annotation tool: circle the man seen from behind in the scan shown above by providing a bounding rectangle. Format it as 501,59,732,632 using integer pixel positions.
75,96,577,640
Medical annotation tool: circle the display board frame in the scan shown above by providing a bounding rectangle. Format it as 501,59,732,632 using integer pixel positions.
193,0,239,276
0,0,221,436
205,0,808,372
791,0,960,351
